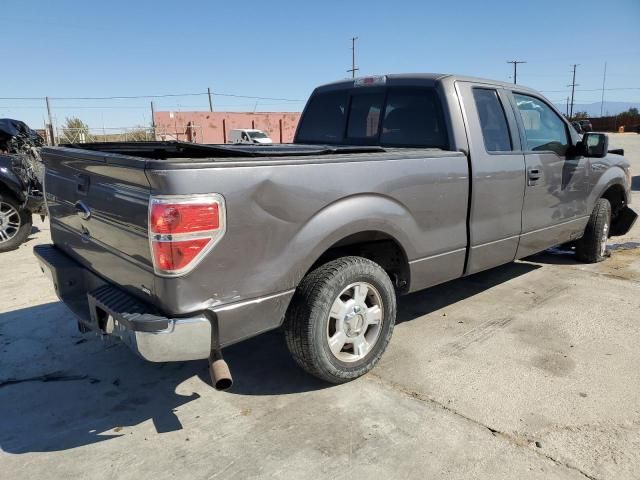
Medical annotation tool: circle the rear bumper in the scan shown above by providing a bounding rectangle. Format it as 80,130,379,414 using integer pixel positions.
34,244,211,362
33,244,295,362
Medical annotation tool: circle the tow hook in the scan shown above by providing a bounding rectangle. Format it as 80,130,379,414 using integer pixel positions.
204,310,233,391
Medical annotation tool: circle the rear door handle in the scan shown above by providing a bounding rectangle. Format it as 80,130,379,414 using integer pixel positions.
527,168,541,186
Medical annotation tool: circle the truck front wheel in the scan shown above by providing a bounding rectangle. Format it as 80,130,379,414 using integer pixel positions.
575,198,611,263
0,194,32,252
284,256,396,384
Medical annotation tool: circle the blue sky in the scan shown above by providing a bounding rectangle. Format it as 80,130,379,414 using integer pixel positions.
1,0,638,130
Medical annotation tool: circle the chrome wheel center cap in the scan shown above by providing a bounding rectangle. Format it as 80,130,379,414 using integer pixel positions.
326,281,384,363
345,305,366,337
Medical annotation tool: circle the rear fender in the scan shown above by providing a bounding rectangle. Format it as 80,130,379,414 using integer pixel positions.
283,194,418,287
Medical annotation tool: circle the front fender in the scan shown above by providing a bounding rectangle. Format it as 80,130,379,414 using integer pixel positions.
0,154,26,202
587,164,628,213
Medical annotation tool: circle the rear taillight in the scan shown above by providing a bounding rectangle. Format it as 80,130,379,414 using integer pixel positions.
149,194,226,276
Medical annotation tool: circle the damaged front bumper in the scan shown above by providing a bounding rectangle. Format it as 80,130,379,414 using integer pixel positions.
611,206,638,236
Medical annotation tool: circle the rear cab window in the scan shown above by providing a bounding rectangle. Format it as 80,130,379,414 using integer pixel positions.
295,86,449,149
347,93,384,140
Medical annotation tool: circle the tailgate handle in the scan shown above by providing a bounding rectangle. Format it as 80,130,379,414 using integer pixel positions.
75,173,90,195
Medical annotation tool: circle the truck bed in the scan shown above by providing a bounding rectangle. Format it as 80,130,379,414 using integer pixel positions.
42,140,470,347
55,141,462,169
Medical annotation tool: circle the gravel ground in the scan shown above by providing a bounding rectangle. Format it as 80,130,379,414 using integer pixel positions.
1,134,639,479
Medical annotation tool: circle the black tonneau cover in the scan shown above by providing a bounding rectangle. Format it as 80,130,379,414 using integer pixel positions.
63,141,385,160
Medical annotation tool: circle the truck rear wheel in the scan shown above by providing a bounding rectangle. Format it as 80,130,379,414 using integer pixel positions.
0,194,32,252
575,198,611,263
284,256,396,384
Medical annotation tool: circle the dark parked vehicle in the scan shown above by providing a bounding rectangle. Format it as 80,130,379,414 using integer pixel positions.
571,121,584,134
578,119,593,132
34,74,636,389
0,119,45,251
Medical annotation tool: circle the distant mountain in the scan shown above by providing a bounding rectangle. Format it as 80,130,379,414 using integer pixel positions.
553,101,640,118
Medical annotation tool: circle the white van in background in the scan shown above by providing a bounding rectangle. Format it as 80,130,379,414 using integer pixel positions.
228,129,273,144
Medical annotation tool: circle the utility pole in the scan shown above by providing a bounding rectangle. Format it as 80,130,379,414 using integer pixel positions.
568,64,579,119
566,97,570,117
150,101,156,139
506,60,526,84
45,96,55,145
207,87,214,112
600,62,607,117
347,36,359,78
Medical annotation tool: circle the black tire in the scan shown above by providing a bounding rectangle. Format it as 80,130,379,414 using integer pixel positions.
575,198,611,263
0,193,32,253
284,256,396,384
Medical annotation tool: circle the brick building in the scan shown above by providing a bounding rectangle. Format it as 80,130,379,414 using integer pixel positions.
153,111,302,144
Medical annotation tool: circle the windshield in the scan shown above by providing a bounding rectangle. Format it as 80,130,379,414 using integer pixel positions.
248,131,269,139
295,87,449,148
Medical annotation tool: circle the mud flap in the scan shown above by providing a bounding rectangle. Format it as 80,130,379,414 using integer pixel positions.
610,207,638,236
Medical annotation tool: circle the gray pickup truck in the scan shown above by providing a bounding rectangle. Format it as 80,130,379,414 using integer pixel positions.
35,74,636,389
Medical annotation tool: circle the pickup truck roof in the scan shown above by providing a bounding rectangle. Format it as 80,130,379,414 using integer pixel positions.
314,73,541,95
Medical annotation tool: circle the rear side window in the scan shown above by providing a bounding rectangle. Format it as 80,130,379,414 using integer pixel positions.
472,89,512,152
295,87,449,149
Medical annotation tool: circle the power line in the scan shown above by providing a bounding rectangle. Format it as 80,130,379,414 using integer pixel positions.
0,91,303,102
539,87,640,93
0,102,304,109
507,60,526,84
0,86,636,102
0,96,44,100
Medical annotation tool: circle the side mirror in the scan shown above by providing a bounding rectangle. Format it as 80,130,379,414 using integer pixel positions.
582,132,609,158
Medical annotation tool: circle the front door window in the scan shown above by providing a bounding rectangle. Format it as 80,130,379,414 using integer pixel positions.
513,93,569,156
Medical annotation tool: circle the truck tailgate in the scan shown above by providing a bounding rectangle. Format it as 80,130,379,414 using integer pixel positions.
43,147,155,299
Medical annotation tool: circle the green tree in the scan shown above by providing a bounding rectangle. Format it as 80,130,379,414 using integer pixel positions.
60,117,92,143
571,111,589,121
617,107,640,131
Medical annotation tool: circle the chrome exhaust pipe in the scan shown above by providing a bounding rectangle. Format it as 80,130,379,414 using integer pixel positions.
209,350,233,391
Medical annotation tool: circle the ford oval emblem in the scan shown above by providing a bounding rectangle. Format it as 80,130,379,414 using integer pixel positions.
74,201,92,220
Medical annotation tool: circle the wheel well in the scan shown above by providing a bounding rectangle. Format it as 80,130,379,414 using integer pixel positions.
309,231,411,293
601,184,626,218
0,182,21,203
0,178,22,203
